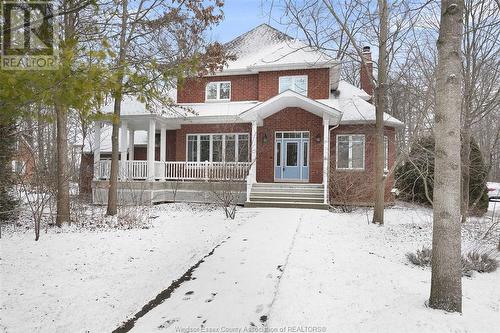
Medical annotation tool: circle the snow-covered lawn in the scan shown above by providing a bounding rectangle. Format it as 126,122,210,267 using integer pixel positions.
1,203,499,332
0,204,248,332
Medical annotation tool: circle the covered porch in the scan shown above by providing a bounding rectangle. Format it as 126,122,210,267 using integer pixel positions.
93,114,252,182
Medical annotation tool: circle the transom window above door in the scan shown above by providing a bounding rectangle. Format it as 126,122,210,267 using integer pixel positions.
279,75,308,96
205,81,231,101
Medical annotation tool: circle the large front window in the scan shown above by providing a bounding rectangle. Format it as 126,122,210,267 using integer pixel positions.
336,135,365,170
205,81,231,101
186,133,249,162
279,75,308,95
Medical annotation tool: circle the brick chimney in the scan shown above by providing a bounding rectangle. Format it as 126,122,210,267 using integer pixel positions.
360,46,374,97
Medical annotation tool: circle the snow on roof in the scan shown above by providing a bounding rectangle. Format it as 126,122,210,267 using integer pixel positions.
101,81,401,126
225,24,292,58
169,101,260,118
336,81,371,101
319,81,403,128
100,96,152,115
220,24,338,74
83,125,149,153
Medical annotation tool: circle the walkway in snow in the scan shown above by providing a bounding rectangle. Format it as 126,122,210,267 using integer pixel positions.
127,207,499,333
129,209,306,331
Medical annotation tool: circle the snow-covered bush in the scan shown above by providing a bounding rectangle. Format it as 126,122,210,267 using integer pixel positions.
116,204,152,229
406,246,432,267
407,247,498,275
462,251,498,274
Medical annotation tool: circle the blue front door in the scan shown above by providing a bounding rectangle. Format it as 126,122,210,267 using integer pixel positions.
275,132,309,181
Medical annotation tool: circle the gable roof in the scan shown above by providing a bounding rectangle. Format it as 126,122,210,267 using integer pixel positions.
218,24,339,75
240,89,342,125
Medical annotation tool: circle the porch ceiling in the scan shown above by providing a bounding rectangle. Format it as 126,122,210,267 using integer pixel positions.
239,90,343,125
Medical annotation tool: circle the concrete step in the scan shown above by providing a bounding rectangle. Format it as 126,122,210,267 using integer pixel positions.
245,201,329,210
252,183,323,189
250,191,324,198
250,196,324,203
250,188,324,194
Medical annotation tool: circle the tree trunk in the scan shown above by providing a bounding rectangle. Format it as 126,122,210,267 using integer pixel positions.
106,96,122,216
429,0,464,313
55,102,71,226
372,0,388,225
36,105,46,172
106,0,128,216
460,126,471,223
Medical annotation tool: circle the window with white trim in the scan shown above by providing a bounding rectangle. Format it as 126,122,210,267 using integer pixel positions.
279,75,308,95
336,135,365,170
205,81,231,101
186,133,249,162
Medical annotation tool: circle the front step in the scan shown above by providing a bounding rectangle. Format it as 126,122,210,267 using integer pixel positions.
245,201,329,210
250,196,324,203
250,191,324,198
252,183,323,189
246,182,327,210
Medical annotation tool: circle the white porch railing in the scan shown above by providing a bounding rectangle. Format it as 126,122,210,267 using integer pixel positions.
96,160,251,181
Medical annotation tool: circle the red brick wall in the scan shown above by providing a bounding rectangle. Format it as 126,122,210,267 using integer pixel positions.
256,107,324,183
177,68,330,104
258,68,330,101
329,125,396,204
166,130,177,161
177,75,259,103
175,123,252,161
360,53,374,97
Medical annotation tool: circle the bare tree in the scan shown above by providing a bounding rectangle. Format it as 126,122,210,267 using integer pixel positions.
429,0,464,313
102,0,229,215
54,0,79,226
274,0,431,224
14,138,54,241
460,0,500,222
372,0,388,224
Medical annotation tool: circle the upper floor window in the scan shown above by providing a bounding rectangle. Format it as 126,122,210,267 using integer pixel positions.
336,135,365,170
205,81,231,101
279,75,308,96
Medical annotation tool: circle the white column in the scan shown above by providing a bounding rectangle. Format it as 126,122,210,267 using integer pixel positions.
251,120,258,182
323,118,330,204
160,126,166,161
247,120,258,202
128,129,134,161
93,121,101,180
147,118,156,180
159,126,167,181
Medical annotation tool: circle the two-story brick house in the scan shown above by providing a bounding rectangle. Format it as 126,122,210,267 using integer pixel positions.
89,24,403,208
